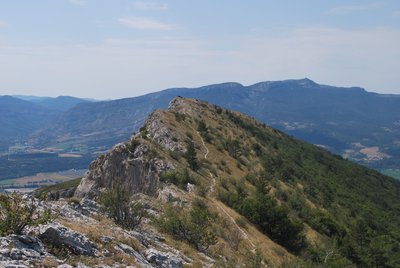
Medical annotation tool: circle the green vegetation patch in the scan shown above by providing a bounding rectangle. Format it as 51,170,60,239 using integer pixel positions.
99,179,145,230
35,177,82,197
156,199,217,251
1,192,52,235
159,169,196,190
218,175,306,253
221,109,400,267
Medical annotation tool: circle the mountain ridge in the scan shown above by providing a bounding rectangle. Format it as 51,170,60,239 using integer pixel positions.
30,78,400,169
1,78,399,181
1,96,399,267
73,97,400,266
0,96,58,146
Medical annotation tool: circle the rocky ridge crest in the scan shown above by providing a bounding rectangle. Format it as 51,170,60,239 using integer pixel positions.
74,97,200,200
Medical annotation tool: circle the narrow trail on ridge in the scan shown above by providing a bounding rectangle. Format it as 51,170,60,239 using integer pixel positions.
191,126,256,251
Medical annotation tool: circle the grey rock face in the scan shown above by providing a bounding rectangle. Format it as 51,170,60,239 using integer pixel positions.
100,236,113,244
73,102,196,199
39,222,95,256
0,234,47,267
116,243,135,255
168,97,199,117
146,110,186,153
75,140,173,199
46,187,76,201
79,198,98,215
113,243,152,267
145,248,183,268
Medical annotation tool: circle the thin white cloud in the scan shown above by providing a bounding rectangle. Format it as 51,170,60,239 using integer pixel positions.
0,20,6,28
69,0,85,6
132,1,168,11
118,17,173,30
1,27,400,98
232,27,400,93
328,2,384,14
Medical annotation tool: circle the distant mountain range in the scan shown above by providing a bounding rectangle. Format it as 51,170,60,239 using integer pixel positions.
0,96,56,150
13,95,92,111
1,78,399,178
0,95,90,150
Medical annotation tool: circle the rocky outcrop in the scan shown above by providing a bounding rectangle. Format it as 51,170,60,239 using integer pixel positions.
114,243,152,267
0,196,199,267
145,110,186,153
74,141,173,199
74,98,200,200
168,96,200,117
145,248,183,268
0,234,47,267
39,222,95,256
45,187,76,201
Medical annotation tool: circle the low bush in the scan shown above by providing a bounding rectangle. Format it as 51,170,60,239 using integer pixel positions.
126,139,140,153
185,140,199,171
0,192,52,235
100,181,145,230
197,120,213,143
156,199,217,251
159,169,195,190
173,111,186,122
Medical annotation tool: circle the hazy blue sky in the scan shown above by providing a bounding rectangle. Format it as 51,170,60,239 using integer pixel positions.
1,1,400,99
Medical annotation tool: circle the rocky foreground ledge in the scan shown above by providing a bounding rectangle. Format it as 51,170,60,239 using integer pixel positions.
0,196,195,268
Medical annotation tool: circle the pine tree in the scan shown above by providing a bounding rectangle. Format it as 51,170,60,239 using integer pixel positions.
185,139,198,171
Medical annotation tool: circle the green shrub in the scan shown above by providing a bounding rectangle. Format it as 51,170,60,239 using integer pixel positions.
156,199,217,251
309,210,343,237
245,248,264,268
173,111,186,122
100,181,145,230
139,126,149,139
217,174,306,253
224,138,242,159
185,140,199,171
197,120,213,143
169,149,182,160
159,169,195,189
235,193,306,253
0,192,52,235
127,139,140,152
251,143,263,156
197,120,207,133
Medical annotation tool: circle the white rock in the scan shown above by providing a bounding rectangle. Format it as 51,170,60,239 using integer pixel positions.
39,222,95,256
145,248,183,268
57,264,74,268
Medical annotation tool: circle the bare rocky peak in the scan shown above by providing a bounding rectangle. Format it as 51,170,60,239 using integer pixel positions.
144,109,186,153
167,96,202,116
74,97,200,199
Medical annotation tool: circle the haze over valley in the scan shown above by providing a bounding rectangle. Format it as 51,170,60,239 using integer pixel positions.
1,1,400,267
1,79,400,184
